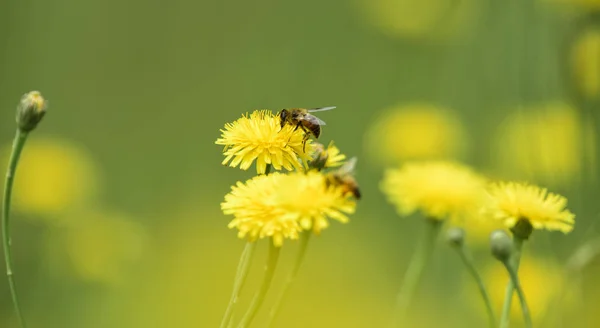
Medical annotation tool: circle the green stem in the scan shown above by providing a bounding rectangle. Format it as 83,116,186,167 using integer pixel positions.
220,242,257,328
2,129,29,328
499,237,525,328
266,232,311,327
391,219,443,327
237,240,281,328
454,245,496,328
502,258,532,328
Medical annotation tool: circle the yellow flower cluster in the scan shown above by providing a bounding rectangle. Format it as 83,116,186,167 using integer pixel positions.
381,161,576,236
217,110,359,246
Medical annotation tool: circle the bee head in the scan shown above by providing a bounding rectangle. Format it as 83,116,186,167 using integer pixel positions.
278,109,289,128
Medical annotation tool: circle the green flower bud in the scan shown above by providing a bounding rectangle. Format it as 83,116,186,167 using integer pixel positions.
16,91,47,132
446,227,465,248
490,230,513,262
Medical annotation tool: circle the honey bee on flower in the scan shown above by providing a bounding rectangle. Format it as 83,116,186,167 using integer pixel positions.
278,107,335,152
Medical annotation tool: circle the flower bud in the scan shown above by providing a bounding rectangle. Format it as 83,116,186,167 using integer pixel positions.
490,230,513,262
445,227,465,248
308,142,328,171
16,91,47,132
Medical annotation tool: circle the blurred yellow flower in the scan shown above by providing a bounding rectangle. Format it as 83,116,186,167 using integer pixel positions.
309,141,346,170
1,138,99,218
365,104,466,166
571,28,600,99
483,257,573,324
215,110,313,174
492,103,594,187
381,161,486,221
541,0,600,8
43,209,146,284
485,181,575,233
355,0,481,41
222,171,356,246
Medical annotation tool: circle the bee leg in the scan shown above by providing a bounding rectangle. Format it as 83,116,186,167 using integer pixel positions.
302,134,310,152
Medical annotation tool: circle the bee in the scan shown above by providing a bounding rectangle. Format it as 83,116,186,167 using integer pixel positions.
326,157,361,200
278,107,335,151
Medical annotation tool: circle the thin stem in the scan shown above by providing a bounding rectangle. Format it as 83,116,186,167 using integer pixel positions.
2,129,29,328
502,258,533,328
266,232,311,327
499,237,525,328
454,245,496,328
236,241,281,328
391,219,443,327
220,242,257,328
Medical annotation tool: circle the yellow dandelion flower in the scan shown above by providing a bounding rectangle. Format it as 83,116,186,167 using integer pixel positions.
215,110,313,174
381,161,486,221
492,102,595,187
485,181,575,234
222,171,356,246
355,0,480,41
364,103,467,166
1,138,99,218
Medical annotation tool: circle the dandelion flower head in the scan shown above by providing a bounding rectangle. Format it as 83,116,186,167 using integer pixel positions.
365,103,466,166
222,171,356,246
216,110,313,174
381,161,486,221
485,181,575,234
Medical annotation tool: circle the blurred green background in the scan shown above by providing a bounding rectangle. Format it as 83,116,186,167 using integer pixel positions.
1,0,600,327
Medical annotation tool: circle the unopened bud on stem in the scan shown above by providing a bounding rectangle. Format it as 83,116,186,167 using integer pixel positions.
16,91,47,132
490,230,513,262
446,227,465,248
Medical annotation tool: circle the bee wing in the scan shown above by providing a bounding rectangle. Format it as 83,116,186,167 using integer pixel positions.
301,114,327,125
337,157,357,175
307,106,336,113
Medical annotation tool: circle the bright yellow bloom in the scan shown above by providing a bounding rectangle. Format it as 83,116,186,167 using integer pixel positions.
365,103,466,166
222,171,356,246
215,110,312,174
485,181,575,233
323,142,346,168
381,161,486,221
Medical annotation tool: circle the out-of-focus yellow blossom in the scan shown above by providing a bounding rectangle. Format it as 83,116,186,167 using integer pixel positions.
381,161,486,221
365,104,466,166
215,110,313,174
485,181,575,233
541,0,600,8
482,257,576,324
355,0,481,41
492,103,594,187
572,28,600,99
222,171,356,246
43,210,146,284
1,138,99,218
